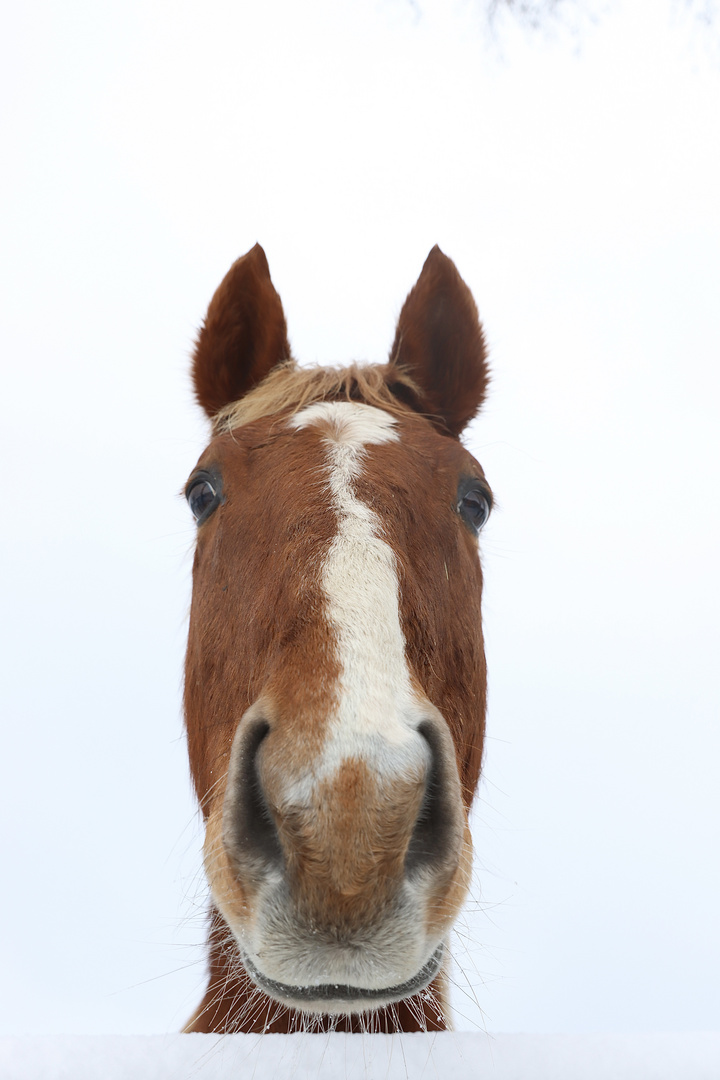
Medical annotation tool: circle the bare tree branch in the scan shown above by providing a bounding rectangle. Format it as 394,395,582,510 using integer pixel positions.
436,0,719,33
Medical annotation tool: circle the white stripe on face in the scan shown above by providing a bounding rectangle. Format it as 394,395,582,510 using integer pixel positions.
289,402,426,772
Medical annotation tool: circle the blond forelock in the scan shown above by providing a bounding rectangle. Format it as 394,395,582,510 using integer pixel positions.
212,361,421,435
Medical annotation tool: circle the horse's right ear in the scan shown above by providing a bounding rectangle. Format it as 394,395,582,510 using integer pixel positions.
192,244,290,418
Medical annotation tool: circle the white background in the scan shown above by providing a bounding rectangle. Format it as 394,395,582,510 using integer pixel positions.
1,0,718,1036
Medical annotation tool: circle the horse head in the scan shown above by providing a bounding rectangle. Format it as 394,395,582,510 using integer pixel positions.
183,244,491,1032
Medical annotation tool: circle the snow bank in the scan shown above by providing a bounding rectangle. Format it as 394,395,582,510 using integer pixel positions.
2,1033,719,1080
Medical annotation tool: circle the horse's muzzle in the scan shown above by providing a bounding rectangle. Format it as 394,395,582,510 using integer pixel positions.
205,699,471,1009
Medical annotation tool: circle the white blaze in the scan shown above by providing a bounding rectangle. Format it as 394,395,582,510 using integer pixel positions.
289,402,424,771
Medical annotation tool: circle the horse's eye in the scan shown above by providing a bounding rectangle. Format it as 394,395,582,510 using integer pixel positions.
458,487,491,533
187,477,219,523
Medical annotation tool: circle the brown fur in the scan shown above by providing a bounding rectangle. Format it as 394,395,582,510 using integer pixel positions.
183,245,490,1033
280,758,425,927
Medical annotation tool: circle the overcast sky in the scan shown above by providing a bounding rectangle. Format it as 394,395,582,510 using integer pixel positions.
1,0,719,1036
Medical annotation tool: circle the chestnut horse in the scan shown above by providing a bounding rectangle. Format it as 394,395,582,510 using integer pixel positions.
183,244,491,1033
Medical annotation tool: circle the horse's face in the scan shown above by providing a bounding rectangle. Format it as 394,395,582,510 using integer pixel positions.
184,246,490,1023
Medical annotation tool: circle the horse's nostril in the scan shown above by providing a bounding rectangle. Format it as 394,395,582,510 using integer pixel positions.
405,720,462,876
223,718,283,875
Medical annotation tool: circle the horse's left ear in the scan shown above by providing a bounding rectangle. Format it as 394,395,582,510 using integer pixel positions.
389,246,489,437
192,244,290,418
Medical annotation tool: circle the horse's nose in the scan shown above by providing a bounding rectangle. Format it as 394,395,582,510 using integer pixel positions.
221,709,464,890
221,716,284,879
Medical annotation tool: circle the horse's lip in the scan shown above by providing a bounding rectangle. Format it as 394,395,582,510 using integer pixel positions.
242,944,444,1006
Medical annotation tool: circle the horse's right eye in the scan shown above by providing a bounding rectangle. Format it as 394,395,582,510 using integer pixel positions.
186,476,221,523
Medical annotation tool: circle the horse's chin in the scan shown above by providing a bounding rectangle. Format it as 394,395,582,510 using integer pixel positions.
241,944,444,1015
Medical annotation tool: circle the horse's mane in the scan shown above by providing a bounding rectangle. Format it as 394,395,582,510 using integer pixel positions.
213,360,421,434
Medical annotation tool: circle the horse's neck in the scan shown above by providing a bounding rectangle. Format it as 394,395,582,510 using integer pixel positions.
184,910,448,1034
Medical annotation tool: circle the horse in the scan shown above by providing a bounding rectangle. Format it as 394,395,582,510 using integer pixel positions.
182,243,492,1033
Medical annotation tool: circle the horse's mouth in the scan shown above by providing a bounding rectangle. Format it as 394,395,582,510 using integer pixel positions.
242,944,444,1013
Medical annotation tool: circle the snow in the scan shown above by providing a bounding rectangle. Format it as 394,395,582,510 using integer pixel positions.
2,1034,720,1080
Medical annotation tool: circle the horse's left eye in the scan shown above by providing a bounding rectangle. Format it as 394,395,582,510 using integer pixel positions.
187,477,220,523
458,486,491,533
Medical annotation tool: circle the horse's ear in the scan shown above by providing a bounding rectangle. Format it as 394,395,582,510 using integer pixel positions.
192,244,290,418
389,246,489,437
